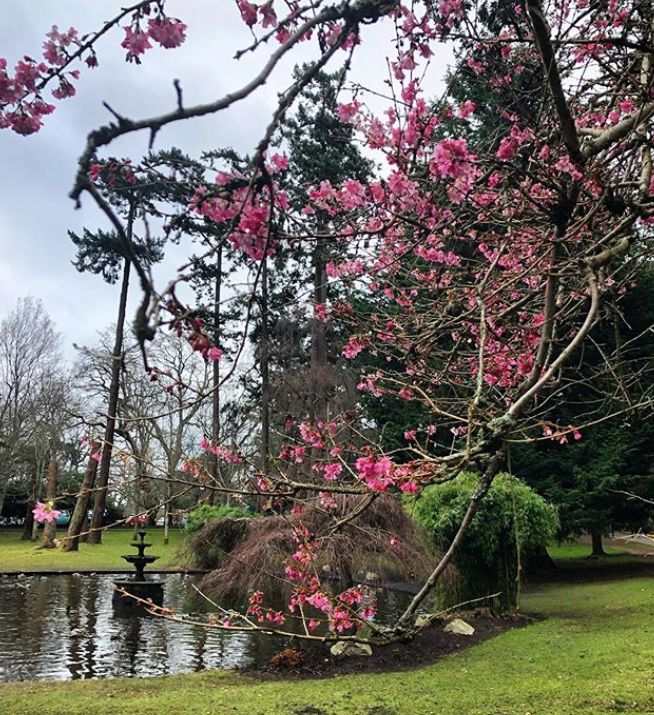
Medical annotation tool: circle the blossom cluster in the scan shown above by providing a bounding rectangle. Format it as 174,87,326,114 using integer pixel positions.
32,501,61,524
198,437,242,464
1,6,186,135
121,17,187,62
283,524,377,634
191,155,289,261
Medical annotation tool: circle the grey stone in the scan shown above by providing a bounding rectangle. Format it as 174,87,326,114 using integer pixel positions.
443,618,475,636
330,641,373,657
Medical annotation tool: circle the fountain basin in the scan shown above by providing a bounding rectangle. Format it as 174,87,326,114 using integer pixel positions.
121,555,159,563
112,579,164,609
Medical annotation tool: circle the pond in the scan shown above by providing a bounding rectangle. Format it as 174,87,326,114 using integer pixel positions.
0,573,414,682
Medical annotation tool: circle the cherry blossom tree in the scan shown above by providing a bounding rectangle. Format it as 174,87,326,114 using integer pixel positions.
5,0,654,645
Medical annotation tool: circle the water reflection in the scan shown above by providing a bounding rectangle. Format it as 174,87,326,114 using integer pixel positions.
0,574,413,683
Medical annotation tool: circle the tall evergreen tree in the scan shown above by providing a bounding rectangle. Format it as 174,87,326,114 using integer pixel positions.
66,161,165,546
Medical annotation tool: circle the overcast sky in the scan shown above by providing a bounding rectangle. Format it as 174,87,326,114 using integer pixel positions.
0,1,452,356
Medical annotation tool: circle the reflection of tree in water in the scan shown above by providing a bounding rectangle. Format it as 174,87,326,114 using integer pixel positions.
28,577,59,679
82,576,99,678
61,576,102,679
64,575,83,679
148,613,171,676
121,614,142,678
1,574,418,681
189,623,207,673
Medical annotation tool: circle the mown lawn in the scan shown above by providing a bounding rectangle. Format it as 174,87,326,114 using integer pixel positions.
1,568,652,714
547,541,622,561
0,528,187,572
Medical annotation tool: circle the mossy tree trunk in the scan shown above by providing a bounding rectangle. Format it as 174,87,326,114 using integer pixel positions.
64,456,98,551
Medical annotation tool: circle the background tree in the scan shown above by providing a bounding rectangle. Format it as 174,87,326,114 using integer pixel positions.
68,160,166,544
0,298,64,538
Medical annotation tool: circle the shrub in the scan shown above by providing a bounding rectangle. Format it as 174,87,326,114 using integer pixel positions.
196,495,437,604
412,472,558,610
184,504,252,534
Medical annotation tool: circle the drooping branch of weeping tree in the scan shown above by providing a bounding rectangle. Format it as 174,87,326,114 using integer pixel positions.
190,495,438,604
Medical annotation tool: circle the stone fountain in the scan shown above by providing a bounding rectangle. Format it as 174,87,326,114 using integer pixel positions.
112,530,164,609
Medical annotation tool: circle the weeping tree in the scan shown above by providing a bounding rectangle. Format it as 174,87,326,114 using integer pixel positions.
412,473,558,610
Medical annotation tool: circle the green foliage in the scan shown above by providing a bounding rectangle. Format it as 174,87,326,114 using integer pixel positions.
513,420,654,542
412,473,558,610
512,268,654,546
184,504,252,534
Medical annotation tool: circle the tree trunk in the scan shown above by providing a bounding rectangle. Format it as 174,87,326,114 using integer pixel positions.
525,545,557,575
20,506,36,541
79,514,91,543
163,502,170,546
63,456,98,551
208,246,223,505
591,530,606,557
21,470,38,540
260,256,270,476
310,236,328,420
40,461,58,548
88,257,131,544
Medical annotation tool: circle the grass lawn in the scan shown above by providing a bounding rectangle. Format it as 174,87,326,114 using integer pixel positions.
0,528,187,572
0,566,652,714
548,541,622,561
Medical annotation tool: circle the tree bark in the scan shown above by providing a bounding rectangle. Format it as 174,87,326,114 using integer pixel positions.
310,236,328,420
208,246,223,505
88,257,131,544
260,256,270,476
63,455,98,551
163,509,169,544
21,470,38,540
591,530,606,557
40,461,58,548
0,484,6,519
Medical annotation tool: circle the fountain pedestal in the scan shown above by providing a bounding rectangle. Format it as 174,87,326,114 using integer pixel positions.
113,530,164,609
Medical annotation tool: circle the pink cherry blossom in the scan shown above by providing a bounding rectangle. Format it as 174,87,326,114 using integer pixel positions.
33,501,61,524
322,463,342,481
238,1,258,27
121,27,151,59
147,18,187,49
342,335,367,359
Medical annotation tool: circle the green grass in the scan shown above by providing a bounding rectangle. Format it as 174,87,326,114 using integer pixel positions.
0,528,187,572
547,541,622,561
1,569,653,714
545,541,654,583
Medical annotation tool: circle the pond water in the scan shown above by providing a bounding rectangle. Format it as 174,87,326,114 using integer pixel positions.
0,573,413,682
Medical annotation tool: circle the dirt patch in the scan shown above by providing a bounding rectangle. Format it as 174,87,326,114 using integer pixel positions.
239,611,534,681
